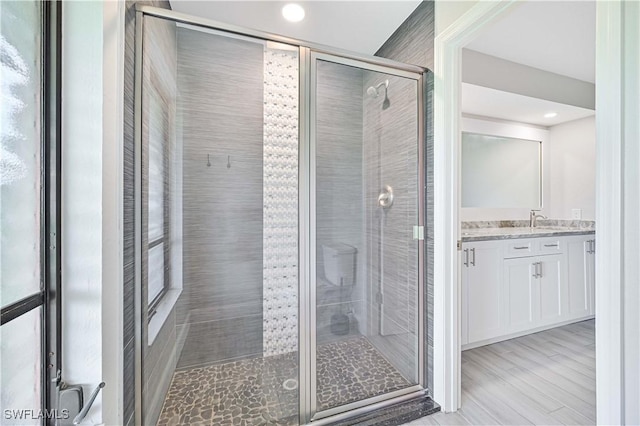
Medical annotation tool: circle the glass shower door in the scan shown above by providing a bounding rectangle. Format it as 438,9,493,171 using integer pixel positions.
138,15,301,425
309,53,424,420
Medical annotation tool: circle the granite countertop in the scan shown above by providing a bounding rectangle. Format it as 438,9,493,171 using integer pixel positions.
461,220,596,242
461,226,596,242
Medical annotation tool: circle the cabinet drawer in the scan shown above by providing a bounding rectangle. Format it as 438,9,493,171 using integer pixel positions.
537,238,563,255
505,240,534,258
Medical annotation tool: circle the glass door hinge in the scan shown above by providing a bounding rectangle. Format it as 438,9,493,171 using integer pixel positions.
413,226,424,240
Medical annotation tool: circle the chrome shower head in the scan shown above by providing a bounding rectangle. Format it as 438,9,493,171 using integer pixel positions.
367,80,390,109
366,79,389,98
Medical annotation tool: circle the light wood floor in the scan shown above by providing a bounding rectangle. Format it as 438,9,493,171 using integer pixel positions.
406,320,596,425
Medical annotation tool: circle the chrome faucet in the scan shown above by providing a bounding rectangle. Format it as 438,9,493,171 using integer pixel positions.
530,210,547,228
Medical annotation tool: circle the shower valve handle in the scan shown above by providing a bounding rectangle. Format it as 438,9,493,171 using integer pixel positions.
378,185,394,208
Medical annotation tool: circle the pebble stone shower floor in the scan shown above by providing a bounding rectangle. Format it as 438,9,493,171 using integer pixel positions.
157,337,412,425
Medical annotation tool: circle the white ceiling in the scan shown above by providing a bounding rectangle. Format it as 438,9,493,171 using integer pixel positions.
169,1,421,55
462,83,595,127
466,1,596,83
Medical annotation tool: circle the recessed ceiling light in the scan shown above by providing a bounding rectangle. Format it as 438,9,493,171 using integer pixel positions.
282,3,305,22
544,112,558,118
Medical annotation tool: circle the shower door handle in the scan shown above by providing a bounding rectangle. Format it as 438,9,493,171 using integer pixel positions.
73,382,105,425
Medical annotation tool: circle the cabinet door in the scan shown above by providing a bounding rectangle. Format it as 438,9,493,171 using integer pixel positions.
465,242,503,343
566,237,591,318
587,240,596,315
503,257,536,333
538,255,565,325
461,248,469,345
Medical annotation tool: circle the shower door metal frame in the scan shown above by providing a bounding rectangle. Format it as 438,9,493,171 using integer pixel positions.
304,51,426,424
133,6,427,426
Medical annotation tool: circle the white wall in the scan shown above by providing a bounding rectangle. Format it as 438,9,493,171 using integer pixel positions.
101,2,125,424
460,116,550,221
548,116,596,220
462,49,595,110
62,2,124,424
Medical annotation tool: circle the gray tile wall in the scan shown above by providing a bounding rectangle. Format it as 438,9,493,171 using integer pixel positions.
175,28,265,369
375,2,434,71
123,2,171,425
374,0,435,391
315,61,366,344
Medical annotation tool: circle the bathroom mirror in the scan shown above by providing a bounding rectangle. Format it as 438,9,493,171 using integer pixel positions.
462,132,542,208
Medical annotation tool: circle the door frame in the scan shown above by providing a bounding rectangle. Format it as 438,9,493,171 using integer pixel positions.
434,1,631,421
432,0,518,412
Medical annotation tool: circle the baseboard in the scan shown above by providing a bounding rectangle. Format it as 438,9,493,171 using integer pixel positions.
462,315,595,351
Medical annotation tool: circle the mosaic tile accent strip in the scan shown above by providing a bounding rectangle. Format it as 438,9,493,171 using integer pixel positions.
158,337,414,425
262,46,299,356
316,337,412,411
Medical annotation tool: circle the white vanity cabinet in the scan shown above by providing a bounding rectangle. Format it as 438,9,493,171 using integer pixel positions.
503,253,564,333
502,256,538,334
565,235,596,318
461,241,503,345
462,233,595,350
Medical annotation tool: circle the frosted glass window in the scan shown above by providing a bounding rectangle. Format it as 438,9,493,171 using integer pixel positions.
462,132,542,208
0,307,42,425
148,243,164,306
0,0,42,306
148,88,165,242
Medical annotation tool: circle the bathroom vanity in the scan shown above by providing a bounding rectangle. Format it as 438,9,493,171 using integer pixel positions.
460,226,595,350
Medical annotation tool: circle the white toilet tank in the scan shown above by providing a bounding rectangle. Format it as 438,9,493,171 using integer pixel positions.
322,243,357,287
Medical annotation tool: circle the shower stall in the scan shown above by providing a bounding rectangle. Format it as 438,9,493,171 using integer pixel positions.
133,6,427,425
